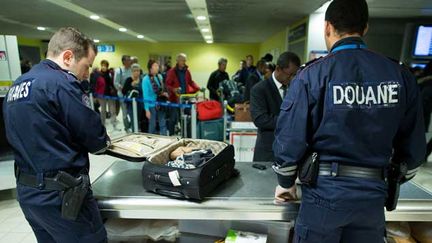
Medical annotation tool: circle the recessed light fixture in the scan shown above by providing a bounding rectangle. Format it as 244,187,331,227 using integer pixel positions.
201,28,209,32
119,27,127,32
137,35,144,39
206,40,213,44
204,35,212,39
90,15,100,20
94,39,100,43
36,26,46,31
196,16,206,21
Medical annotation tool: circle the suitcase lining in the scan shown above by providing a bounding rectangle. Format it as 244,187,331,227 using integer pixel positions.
148,139,228,165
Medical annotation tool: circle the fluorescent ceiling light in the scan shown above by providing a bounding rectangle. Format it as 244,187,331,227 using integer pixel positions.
36,26,46,31
204,35,212,39
119,27,127,32
206,40,213,44
90,15,100,20
137,35,144,39
94,39,100,43
196,16,206,21
201,28,209,32
45,0,156,42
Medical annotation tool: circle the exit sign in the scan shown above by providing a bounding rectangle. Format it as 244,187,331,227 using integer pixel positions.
97,45,115,52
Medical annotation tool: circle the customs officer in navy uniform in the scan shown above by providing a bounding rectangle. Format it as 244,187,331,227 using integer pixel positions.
272,1,426,242
3,27,110,243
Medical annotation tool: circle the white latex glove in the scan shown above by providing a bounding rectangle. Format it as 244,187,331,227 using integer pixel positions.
274,184,297,203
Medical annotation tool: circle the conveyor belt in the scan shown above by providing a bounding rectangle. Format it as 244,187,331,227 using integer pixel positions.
92,161,432,221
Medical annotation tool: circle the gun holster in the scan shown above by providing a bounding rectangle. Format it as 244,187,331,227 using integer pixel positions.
299,152,319,187
58,171,90,221
385,162,407,211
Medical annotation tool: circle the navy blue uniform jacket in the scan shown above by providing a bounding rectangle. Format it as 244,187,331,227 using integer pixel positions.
3,59,110,205
273,37,426,188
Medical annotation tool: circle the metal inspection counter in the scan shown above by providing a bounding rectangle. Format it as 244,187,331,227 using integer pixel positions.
93,161,432,222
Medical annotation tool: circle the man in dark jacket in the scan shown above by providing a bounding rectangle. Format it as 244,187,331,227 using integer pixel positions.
250,52,300,162
244,59,267,102
207,58,229,101
238,55,256,87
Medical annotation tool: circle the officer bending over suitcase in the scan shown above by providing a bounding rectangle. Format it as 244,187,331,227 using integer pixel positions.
3,27,111,243
272,0,425,242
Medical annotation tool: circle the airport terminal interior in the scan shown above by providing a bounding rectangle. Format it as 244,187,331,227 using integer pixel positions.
1,0,432,242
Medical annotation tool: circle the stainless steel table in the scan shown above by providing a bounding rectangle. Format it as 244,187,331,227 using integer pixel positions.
93,161,432,222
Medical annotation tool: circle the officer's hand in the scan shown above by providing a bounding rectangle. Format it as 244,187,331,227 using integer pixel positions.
146,110,151,120
274,185,297,202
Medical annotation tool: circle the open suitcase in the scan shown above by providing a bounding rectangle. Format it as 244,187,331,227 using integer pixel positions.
106,133,235,200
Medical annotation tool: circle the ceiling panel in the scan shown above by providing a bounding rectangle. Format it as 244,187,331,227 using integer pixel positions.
71,0,201,42
368,0,432,17
0,0,431,43
0,0,137,41
207,0,327,43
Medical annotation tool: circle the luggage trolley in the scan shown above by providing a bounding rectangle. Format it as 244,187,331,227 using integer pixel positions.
179,90,227,141
179,91,203,139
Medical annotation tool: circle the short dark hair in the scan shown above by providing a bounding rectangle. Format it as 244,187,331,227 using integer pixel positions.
218,58,228,65
121,55,131,64
325,0,369,36
256,59,267,69
47,27,97,61
100,60,109,67
147,59,158,72
277,52,301,69
262,53,273,62
266,62,276,72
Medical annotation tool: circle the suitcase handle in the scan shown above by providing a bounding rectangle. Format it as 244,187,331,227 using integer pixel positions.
155,189,186,199
153,174,173,186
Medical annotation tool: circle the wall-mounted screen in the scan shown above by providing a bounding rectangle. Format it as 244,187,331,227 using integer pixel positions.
413,25,432,57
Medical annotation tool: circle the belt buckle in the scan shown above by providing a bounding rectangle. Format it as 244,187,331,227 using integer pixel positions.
331,162,339,177
37,172,45,190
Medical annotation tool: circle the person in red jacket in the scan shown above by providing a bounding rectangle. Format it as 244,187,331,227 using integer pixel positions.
165,53,200,135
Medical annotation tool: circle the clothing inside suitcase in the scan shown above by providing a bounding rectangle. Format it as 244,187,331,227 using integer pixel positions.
108,133,228,165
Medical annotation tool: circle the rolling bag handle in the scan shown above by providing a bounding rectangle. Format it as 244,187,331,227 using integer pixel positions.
155,189,186,199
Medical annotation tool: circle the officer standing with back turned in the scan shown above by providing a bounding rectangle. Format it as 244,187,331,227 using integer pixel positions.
3,27,110,242
272,0,425,242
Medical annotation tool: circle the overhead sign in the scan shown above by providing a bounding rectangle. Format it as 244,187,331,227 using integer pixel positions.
288,23,307,42
97,44,115,53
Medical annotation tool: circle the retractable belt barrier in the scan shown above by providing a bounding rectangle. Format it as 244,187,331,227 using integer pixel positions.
91,93,197,137
93,94,193,109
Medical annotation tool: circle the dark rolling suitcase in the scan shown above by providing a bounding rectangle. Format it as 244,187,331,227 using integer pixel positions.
197,118,224,141
106,133,235,200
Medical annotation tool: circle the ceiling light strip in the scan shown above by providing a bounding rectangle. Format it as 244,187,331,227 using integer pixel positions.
185,0,214,43
45,0,156,42
0,15,56,34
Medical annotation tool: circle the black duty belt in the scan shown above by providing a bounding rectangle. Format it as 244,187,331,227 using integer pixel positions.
17,170,83,191
319,163,384,180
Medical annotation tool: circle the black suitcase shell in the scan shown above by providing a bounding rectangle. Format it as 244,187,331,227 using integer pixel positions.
106,133,235,200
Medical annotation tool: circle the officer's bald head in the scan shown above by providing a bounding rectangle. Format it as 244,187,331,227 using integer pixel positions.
47,27,97,61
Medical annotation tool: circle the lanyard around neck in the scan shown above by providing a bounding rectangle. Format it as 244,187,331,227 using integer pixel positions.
332,44,367,53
